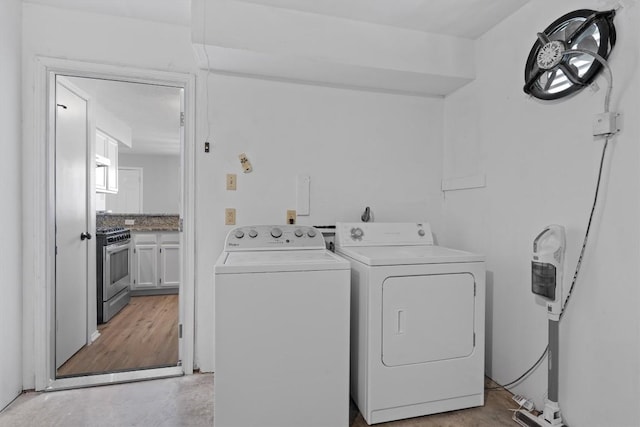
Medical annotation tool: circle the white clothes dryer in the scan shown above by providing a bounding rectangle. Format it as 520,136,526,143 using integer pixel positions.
214,225,351,427
334,222,486,425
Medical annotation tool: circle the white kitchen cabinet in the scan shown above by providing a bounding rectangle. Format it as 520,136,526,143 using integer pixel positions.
106,138,118,193
95,131,108,191
131,232,179,293
134,244,158,288
159,234,180,288
95,130,118,194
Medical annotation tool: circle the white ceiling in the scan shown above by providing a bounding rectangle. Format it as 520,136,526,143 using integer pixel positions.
29,1,532,133
24,0,192,27
25,0,529,38
233,0,530,38
68,77,182,156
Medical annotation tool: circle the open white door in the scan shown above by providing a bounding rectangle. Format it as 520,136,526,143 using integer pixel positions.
55,79,89,369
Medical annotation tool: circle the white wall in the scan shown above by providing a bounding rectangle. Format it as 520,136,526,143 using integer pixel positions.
442,2,640,426
1,0,23,410
196,73,444,370
96,105,132,148
190,0,475,96
21,3,445,381
116,153,181,213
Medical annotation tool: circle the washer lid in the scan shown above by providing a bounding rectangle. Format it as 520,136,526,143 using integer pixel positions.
215,249,350,273
336,245,484,266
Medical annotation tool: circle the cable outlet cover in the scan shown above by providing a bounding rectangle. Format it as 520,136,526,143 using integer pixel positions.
593,112,619,136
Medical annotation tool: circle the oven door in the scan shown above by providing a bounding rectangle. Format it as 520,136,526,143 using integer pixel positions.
103,240,131,301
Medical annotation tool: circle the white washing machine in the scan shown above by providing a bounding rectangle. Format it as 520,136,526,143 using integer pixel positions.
213,225,351,427
334,222,486,425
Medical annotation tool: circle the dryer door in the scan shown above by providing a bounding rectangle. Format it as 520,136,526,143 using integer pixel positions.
382,273,475,366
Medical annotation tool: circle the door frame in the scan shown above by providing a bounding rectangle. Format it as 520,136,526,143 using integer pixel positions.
32,56,196,391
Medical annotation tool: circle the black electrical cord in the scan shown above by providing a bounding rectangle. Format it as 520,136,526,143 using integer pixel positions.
485,345,549,391
560,138,610,320
487,136,611,392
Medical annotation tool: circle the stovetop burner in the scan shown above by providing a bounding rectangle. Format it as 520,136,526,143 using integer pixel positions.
96,226,131,244
96,226,129,235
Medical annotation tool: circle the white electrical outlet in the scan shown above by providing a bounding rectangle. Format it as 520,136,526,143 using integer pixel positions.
286,210,296,225
225,208,236,225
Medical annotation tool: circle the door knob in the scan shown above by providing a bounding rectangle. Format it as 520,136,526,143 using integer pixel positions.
80,232,92,241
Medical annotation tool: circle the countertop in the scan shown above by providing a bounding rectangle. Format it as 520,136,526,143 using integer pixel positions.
97,213,179,232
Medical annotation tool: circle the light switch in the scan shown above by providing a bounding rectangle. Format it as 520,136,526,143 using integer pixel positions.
225,208,236,225
226,174,237,191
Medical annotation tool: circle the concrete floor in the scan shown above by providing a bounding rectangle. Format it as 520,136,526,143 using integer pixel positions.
0,375,213,427
0,374,518,427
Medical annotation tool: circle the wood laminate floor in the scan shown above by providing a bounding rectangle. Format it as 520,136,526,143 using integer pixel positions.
57,295,179,377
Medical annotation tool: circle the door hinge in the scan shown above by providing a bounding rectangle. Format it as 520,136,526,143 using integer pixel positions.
159,248,162,253
473,333,476,347
180,112,185,127
179,218,184,232
159,277,162,284
179,324,183,338
134,248,136,254
474,283,476,296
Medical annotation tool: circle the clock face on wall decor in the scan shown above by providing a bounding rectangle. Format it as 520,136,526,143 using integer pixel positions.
523,9,616,101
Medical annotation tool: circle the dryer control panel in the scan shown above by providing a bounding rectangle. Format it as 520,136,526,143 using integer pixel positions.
335,222,433,247
224,225,326,251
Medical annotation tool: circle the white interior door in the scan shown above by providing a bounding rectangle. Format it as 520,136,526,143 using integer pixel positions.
55,80,89,369
107,167,142,213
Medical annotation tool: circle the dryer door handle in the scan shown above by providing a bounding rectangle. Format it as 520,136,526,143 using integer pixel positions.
396,309,406,335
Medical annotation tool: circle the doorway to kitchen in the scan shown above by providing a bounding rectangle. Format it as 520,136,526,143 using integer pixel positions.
55,76,184,379
33,58,195,391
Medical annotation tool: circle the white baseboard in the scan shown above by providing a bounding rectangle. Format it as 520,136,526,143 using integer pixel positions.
90,330,101,344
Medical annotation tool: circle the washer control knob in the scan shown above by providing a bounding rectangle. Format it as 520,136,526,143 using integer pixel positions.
234,230,245,239
307,228,317,238
350,227,364,240
248,229,258,238
271,227,283,238
418,229,426,237
294,229,304,237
